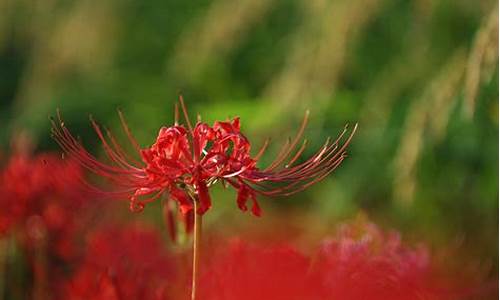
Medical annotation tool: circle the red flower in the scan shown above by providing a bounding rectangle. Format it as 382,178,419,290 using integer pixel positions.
192,222,479,300
0,151,84,239
308,223,438,300
51,98,356,221
197,239,311,300
61,223,175,300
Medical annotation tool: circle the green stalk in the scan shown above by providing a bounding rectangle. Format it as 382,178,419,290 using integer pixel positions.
0,238,6,300
191,199,202,300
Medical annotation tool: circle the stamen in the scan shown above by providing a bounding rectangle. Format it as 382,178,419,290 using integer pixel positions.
265,110,309,171
243,123,357,197
178,95,193,134
285,139,308,168
264,137,291,171
117,109,142,155
174,103,179,125
254,138,270,161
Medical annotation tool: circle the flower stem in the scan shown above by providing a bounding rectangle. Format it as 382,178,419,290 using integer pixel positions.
191,199,202,300
0,238,6,300
33,229,48,300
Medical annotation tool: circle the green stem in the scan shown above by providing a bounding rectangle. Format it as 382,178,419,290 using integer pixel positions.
191,200,202,300
33,225,48,300
0,238,6,300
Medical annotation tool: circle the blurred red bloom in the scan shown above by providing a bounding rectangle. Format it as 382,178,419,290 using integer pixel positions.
61,224,175,300
197,239,310,300
51,98,356,222
308,223,443,300
194,222,477,300
0,150,87,259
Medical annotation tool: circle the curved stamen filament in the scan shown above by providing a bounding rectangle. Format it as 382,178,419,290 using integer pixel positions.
265,110,309,171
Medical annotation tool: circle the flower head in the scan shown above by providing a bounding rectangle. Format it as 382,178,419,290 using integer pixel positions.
0,147,101,267
193,221,478,300
0,150,83,232
51,98,356,222
61,223,175,300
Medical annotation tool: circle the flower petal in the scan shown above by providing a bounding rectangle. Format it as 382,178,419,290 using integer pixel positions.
196,180,211,214
236,186,249,212
169,185,193,215
249,192,261,217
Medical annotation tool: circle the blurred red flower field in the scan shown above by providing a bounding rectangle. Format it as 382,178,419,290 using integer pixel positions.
0,147,496,299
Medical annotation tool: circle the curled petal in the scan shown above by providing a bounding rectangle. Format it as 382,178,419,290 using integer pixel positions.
249,192,261,217
169,185,193,215
130,199,145,213
163,200,177,242
236,183,261,217
130,188,149,212
236,185,250,212
196,180,211,215
183,210,195,234
214,118,240,134
194,123,216,159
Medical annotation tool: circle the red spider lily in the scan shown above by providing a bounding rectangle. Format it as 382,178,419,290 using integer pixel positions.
51,98,356,222
193,222,478,300
308,224,441,300
0,149,101,264
0,149,100,300
0,152,83,234
61,223,175,300
197,239,311,300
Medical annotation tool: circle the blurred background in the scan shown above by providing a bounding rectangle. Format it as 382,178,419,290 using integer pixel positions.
0,0,498,282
